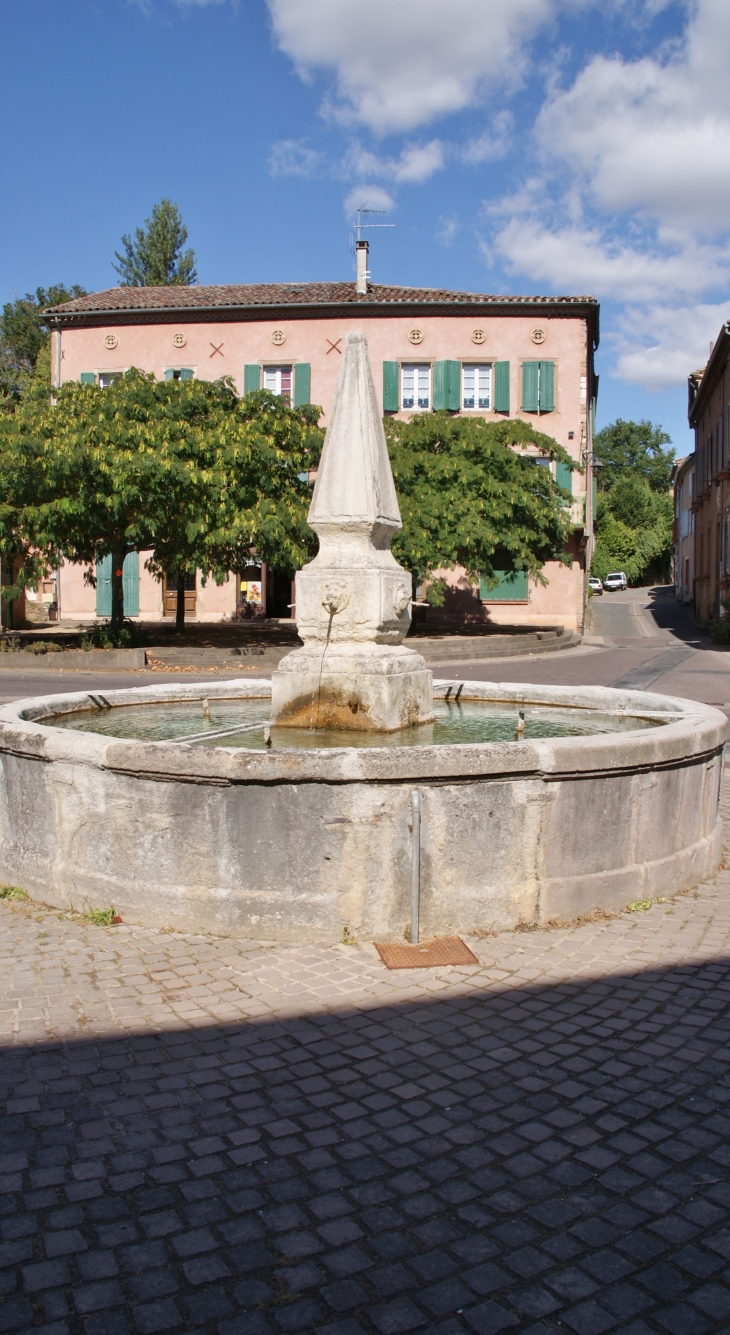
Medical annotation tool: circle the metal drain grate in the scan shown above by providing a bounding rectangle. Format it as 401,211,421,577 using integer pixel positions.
374,936,479,969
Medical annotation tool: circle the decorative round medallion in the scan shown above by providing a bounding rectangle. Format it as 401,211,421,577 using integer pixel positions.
408,328,424,345
271,329,286,346
103,333,118,350
471,328,486,345
172,331,187,349
531,327,546,344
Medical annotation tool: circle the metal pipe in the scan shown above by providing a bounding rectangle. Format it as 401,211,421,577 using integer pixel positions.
411,790,421,945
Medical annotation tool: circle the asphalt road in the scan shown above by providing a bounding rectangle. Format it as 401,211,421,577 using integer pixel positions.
0,589,725,714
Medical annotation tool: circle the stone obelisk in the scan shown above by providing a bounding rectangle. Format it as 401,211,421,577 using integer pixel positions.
270,331,433,731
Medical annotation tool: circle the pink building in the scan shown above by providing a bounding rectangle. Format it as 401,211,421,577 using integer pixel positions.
46,257,599,632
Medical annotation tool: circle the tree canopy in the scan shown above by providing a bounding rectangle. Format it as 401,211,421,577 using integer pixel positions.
385,413,576,602
591,477,673,585
0,372,321,631
0,285,87,398
593,418,675,492
590,419,674,585
113,200,197,287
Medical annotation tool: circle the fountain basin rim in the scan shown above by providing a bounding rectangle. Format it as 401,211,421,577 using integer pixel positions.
0,677,724,787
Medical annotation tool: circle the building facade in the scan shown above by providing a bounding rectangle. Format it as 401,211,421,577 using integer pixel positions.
46,267,599,632
672,455,695,605
688,325,730,623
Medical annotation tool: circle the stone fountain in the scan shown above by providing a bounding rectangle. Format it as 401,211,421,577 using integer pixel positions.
0,332,723,942
271,331,433,732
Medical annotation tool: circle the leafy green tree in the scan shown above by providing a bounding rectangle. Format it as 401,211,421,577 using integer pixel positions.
0,373,321,633
385,413,576,603
591,482,673,585
113,200,197,287
594,418,674,492
0,285,86,397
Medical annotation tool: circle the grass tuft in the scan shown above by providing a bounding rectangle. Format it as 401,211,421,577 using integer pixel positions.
0,886,28,902
85,907,119,927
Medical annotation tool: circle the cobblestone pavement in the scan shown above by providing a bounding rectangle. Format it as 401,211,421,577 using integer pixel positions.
2,794,730,1335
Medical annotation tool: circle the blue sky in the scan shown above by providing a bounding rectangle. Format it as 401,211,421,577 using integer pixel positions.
2,0,728,456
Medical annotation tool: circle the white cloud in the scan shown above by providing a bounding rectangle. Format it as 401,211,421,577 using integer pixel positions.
269,139,327,177
343,185,396,218
535,0,730,234
611,301,730,391
491,218,730,303
346,140,444,183
437,214,460,247
266,0,558,134
462,112,513,164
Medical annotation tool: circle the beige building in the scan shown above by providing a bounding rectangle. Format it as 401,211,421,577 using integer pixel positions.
45,258,599,632
672,455,695,605
688,322,730,623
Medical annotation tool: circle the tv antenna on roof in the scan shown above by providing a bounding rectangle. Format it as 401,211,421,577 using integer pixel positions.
349,205,395,261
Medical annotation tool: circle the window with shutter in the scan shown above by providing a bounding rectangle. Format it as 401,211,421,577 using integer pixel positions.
382,362,399,413
263,366,292,401
164,368,194,382
243,365,260,395
294,363,311,407
401,365,431,411
494,361,510,413
433,361,460,412
539,361,555,412
80,372,96,385
556,461,572,493
461,365,491,410
522,362,539,412
522,361,555,412
479,570,528,601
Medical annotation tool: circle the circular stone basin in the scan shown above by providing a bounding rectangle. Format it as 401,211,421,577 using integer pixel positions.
48,695,662,749
0,678,724,943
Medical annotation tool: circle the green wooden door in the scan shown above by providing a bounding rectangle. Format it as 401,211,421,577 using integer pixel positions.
95,552,138,617
95,554,112,616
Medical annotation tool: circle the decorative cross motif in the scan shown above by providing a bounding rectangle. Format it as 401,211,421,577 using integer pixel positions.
326,338,342,355
210,342,224,358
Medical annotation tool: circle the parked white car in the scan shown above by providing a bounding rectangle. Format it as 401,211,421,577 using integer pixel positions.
604,571,628,591
588,576,603,595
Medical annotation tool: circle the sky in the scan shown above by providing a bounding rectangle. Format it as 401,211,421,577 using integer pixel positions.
2,0,729,456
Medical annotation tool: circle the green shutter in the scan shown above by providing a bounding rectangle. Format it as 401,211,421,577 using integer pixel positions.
494,361,510,414
479,570,528,601
164,369,175,382
95,552,138,617
95,554,112,617
180,368,194,381
522,362,539,412
80,372,95,385
433,361,460,412
592,475,597,518
294,363,311,407
244,364,260,395
383,361,399,413
538,361,555,412
122,551,139,617
556,460,572,493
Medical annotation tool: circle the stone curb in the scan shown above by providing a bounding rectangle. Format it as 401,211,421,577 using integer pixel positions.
0,647,146,670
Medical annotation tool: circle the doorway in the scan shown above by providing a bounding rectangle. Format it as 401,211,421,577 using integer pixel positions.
164,571,197,618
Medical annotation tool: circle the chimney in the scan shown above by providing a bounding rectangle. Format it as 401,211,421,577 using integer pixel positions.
356,240,369,294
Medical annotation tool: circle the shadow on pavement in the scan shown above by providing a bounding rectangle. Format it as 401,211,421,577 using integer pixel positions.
2,960,730,1334
644,588,720,652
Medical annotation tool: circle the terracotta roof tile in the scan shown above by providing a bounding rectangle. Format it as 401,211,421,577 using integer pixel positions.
45,282,597,316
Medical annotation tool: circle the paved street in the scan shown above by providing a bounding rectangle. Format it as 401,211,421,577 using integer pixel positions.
2,587,730,1334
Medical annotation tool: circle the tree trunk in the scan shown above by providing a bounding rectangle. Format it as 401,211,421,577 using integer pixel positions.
176,573,186,631
110,548,126,634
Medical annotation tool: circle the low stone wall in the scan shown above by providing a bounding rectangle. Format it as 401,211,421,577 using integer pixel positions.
0,679,724,942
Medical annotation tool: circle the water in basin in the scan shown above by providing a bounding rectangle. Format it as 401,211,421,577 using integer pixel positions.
47,696,663,749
